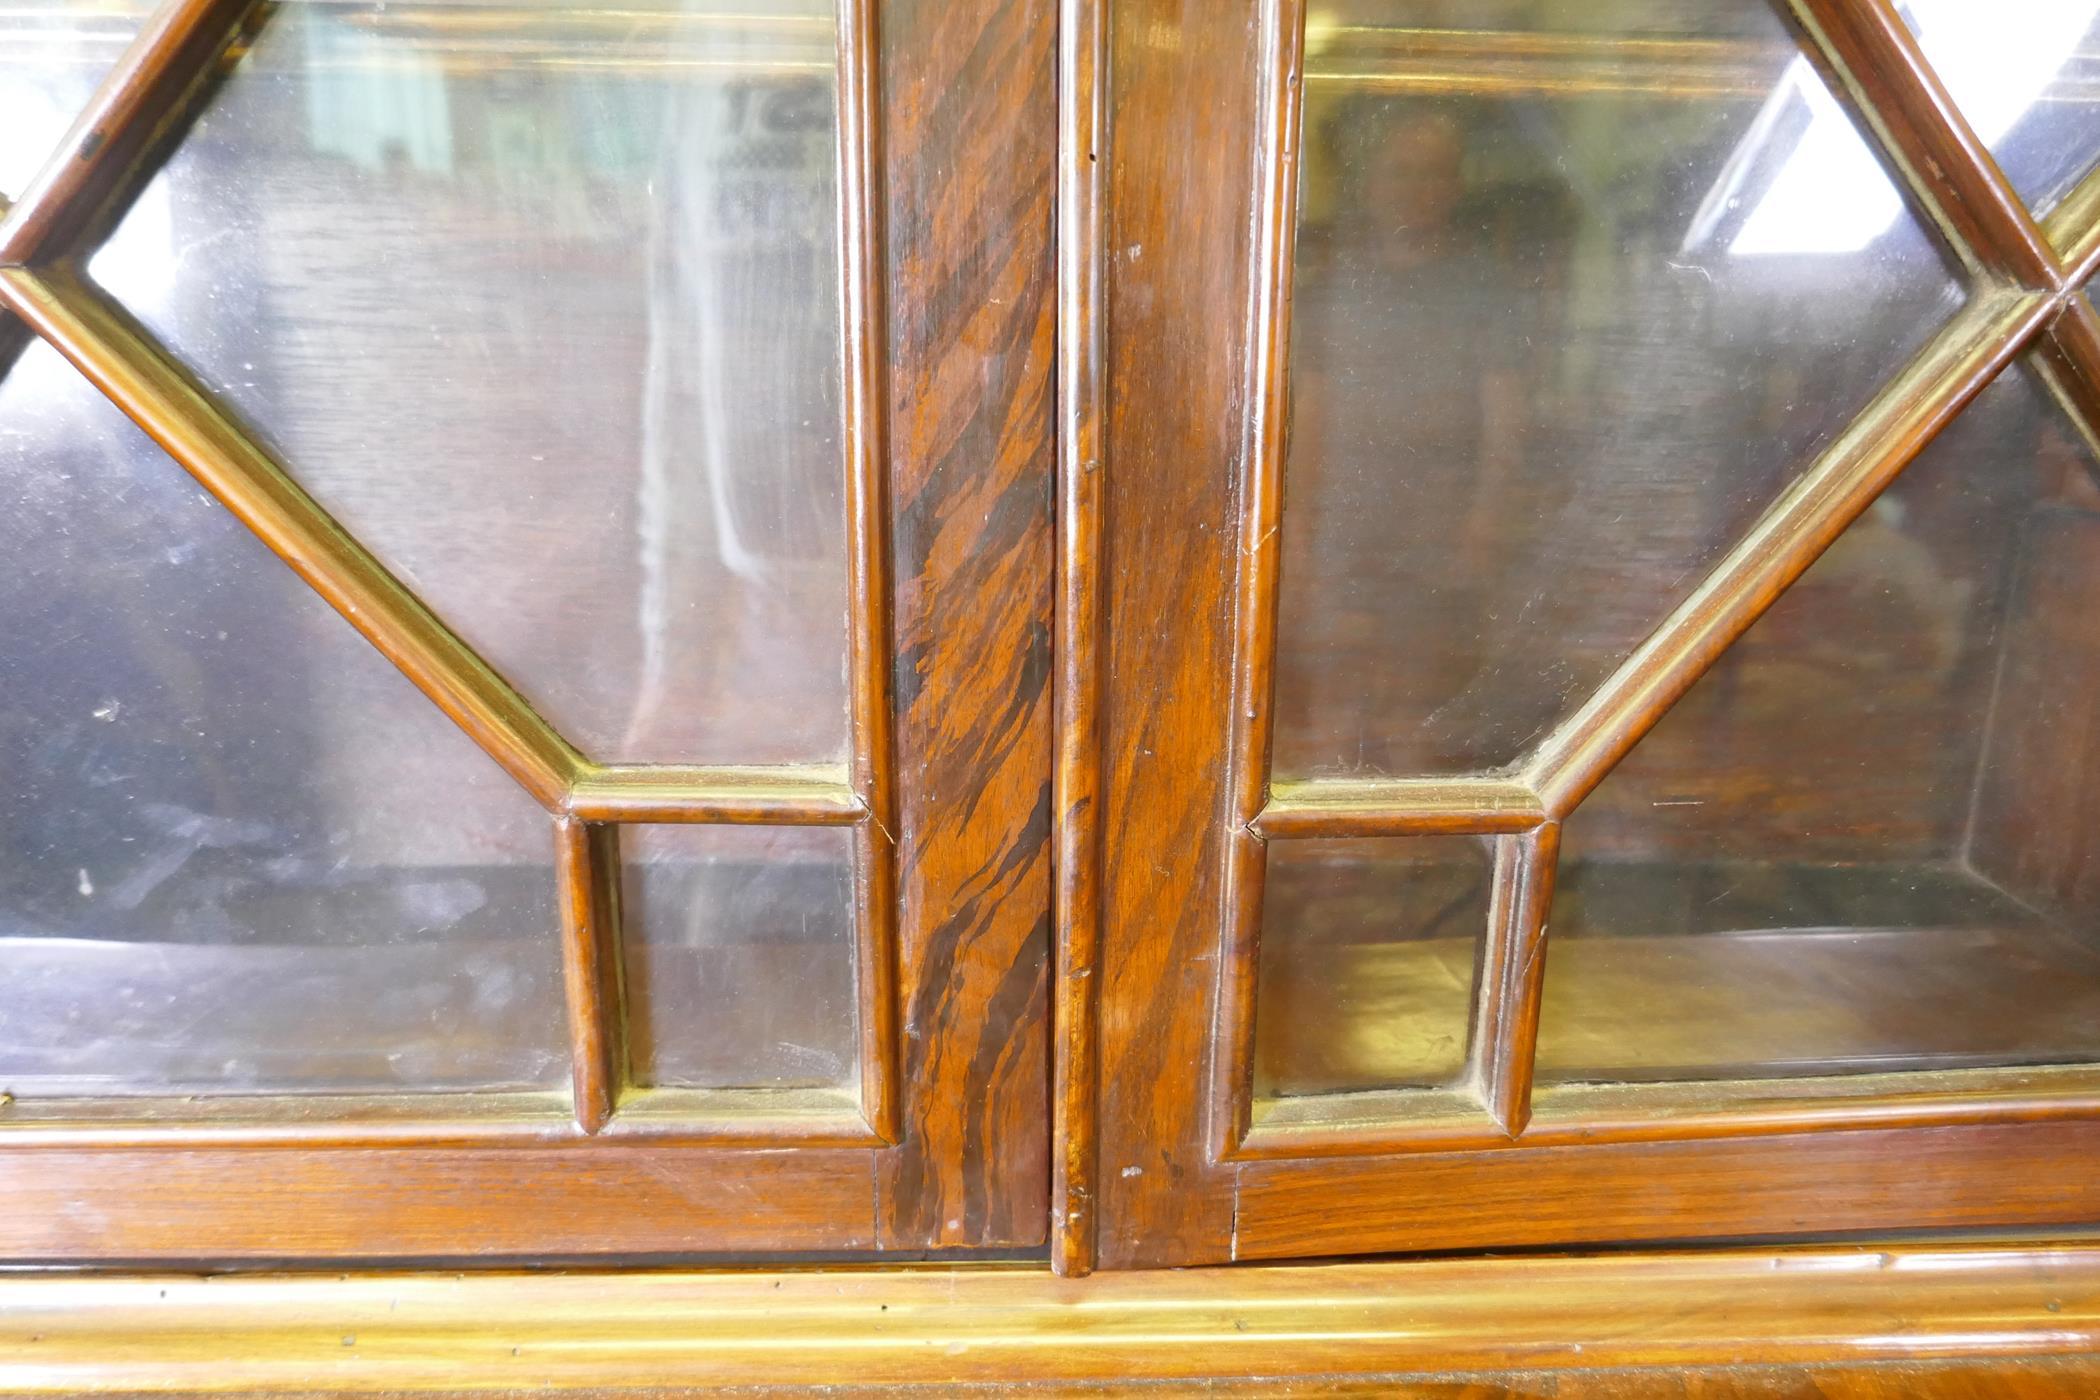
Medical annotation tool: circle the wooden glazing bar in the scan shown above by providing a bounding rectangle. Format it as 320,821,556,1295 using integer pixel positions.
1527,288,2051,817
563,764,861,824
0,0,258,267
833,0,899,1146
2046,163,2100,289
0,268,582,806
1785,0,2061,289
0,1093,574,1150
554,818,626,1135
1208,0,1310,1166
1052,0,1109,1277
1255,776,1547,837
1241,1061,2100,1161
1467,822,1559,1136
2032,295,2100,468
600,1085,881,1147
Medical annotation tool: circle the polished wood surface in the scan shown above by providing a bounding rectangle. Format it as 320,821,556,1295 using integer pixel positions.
5,1242,2099,1391
873,0,1056,1248
1053,0,1108,1277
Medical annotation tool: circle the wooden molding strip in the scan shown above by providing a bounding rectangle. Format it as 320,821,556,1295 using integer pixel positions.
1257,775,1548,836
2046,162,2100,288
5,1244,2100,1390
1053,0,1109,1279
563,764,863,823
553,818,627,1135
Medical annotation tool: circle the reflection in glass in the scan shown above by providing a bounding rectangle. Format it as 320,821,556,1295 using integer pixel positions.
1536,367,2100,1085
1274,0,1962,777
92,0,851,765
0,342,566,1097
1253,836,1490,1098
1904,0,2100,219
620,824,858,1091
0,0,147,200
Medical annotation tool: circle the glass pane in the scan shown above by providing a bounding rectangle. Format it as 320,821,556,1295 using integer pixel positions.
0,341,566,1097
1253,836,1490,1098
1536,366,2100,1086
620,824,858,1090
0,0,147,200
1904,0,2100,219
1274,0,1963,778
91,0,851,766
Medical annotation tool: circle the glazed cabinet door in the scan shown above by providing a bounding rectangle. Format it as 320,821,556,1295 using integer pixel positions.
1066,0,2100,1270
0,0,1054,1259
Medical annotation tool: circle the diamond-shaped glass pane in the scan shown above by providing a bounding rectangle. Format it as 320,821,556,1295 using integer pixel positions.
1903,0,2100,221
1273,0,1963,778
0,339,566,1096
0,0,149,200
1537,364,2100,1086
91,0,851,765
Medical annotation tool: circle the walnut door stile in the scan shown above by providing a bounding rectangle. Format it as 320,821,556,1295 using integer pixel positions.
0,0,1054,1259
1086,0,2100,1268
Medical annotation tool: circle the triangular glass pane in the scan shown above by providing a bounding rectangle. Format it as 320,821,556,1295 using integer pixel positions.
0,339,566,1096
0,0,151,200
90,0,850,765
1538,364,2100,1086
1274,0,1964,778
1902,0,2100,221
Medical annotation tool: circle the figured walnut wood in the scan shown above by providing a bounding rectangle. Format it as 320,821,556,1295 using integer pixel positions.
6,1244,2100,1390
873,0,1057,1247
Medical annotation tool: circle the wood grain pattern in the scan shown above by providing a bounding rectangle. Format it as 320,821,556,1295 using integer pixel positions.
873,0,1056,1248
0,1146,874,1258
0,0,255,266
1053,0,1108,1278
1235,1121,2100,1259
1094,0,1266,1268
6,1243,2100,1390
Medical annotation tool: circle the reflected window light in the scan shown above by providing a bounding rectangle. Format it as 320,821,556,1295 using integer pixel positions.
1696,0,2100,257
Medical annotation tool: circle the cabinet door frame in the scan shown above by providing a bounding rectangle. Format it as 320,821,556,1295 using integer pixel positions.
0,0,1056,1260
1061,0,2100,1273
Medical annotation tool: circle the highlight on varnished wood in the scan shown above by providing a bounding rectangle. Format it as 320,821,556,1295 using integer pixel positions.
1468,822,1558,1136
1207,0,1312,1169
0,266,583,809
1053,0,1109,1278
554,818,626,1135
833,0,901,1150
1525,287,2051,819
1255,776,1548,837
6,1243,2100,1390
563,764,862,824
2046,163,2100,287
1784,0,2060,289
0,0,257,267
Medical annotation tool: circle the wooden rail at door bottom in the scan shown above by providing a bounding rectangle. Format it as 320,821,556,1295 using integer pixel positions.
5,1240,2100,1393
